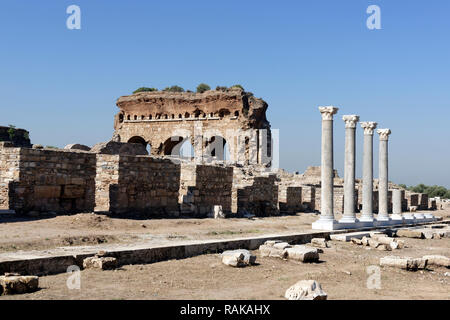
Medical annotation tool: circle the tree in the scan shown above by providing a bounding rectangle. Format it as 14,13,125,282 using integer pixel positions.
196,83,211,93
163,85,185,92
133,87,158,94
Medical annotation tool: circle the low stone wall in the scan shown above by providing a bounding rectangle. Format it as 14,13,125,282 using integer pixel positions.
179,163,233,217
236,175,278,216
301,185,316,212
95,155,180,216
278,186,302,214
0,146,21,210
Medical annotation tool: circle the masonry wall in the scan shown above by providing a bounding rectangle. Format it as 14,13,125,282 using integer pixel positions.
0,146,21,210
278,186,302,214
3,147,96,213
95,155,181,216
301,185,316,212
236,175,279,216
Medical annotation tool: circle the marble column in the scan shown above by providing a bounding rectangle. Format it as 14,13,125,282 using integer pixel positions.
359,122,377,223
377,129,391,221
312,106,338,230
391,189,404,221
340,115,360,223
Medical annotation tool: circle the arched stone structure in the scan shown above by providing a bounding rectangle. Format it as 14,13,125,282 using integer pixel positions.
113,88,272,165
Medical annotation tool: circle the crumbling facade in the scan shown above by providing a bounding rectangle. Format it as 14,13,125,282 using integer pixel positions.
113,88,272,165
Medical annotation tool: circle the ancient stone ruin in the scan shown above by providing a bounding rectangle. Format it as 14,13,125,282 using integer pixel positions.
0,89,439,226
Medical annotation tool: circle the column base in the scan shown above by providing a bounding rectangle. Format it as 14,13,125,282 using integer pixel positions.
414,213,425,219
339,216,358,224
424,213,435,219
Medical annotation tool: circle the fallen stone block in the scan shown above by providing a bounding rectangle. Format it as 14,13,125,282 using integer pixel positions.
273,242,291,250
380,256,427,271
422,255,450,268
285,245,320,263
330,232,371,242
396,229,424,239
285,280,327,300
221,249,256,267
310,238,329,248
361,236,370,246
83,256,117,270
351,238,363,245
0,275,39,295
259,244,288,259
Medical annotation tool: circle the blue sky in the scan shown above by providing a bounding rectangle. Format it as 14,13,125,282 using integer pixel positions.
1,0,449,187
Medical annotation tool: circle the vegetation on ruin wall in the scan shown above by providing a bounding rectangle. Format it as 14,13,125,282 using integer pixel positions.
398,183,450,199
132,84,246,94
133,87,158,94
196,83,210,93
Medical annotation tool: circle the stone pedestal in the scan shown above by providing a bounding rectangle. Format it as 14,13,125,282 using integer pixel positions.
312,106,339,230
339,115,359,224
391,189,404,221
359,122,377,223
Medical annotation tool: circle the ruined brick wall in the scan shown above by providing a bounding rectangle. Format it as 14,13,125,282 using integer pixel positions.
418,193,429,210
3,147,96,214
301,185,316,212
278,186,302,214
95,155,180,216
233,168,279,216
0,145,21,209
113,89,271,165
179,162,233,217
405,192,419,210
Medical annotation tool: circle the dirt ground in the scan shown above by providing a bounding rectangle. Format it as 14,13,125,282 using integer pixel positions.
1,209,449,253
1,234,449,300
0,209,449,300
0,212,319,252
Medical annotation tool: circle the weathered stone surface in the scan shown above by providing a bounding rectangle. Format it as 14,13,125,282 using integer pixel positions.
310,238,329,248
285,245,320,262
259,244,288,259
210,205,225,219
285,280,327,300
351,238,362,245
273,242,291,250
0,275,39,295
64,144,91,151
90,141,148,156
422,255,450,268
396,229,424,239
83,256,117,270
221,249,256,267
380,256,427,271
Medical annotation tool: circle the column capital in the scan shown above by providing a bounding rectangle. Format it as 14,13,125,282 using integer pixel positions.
360,121,378,135
377,128,391,140
342,115,360,128
318,106,339,120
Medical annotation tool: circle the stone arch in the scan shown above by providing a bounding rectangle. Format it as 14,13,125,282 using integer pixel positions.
162,136,194,158
218,109,230,118
128,136,147,146
128,136,151,154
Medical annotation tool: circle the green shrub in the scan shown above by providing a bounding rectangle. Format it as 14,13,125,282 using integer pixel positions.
7,125,16,140
196,83,211,93
230,84,244,90
163,85,185,92
215,86,228,92
133,87,158,94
